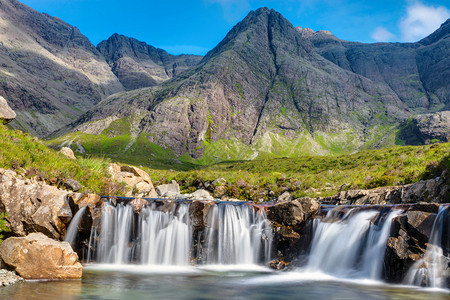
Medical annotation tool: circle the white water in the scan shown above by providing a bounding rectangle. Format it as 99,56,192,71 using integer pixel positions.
204,204,272,265
305,208,401,279
139,203,192,265
404,206,449,288
86,201,272,266
64,206,86,246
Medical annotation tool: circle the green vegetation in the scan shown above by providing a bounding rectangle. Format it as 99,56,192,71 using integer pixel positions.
0,212,10,242
0,124,113,194
2,124,448,202
145,142,450,200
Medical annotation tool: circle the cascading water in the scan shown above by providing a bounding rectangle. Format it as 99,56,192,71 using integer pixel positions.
64,206,87,246
204,203,272,265
404,206,449,288
305,208,401,279
80,199,272,266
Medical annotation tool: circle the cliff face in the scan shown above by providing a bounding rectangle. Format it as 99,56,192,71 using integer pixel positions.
97,34,202,91
67,8,415,159
305,19,450,113
0,0,124,136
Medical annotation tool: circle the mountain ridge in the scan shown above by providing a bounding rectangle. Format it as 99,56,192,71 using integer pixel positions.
53,7,429,164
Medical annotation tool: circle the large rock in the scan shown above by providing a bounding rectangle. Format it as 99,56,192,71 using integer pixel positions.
267,197,319,226
384,204,444,283
266,197,319,266
0,168,80,239
59,147,76,160
156,180,181,198
0,96,16,124
0,233,82,279
107,164,157,197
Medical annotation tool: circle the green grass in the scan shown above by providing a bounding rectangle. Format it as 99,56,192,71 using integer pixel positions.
144,142,450,201
0,124,114,194
2,124,448,202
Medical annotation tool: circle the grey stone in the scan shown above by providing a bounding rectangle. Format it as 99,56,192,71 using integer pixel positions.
63,179,82,192
156,182,180,197
0,96,16,124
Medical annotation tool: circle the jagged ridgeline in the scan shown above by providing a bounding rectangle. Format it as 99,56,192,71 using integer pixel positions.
48,8,449,164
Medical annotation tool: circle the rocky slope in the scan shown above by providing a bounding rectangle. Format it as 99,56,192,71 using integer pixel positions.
0,0,124,136
302,19,450,113
60,8,419,161
97,34,202,91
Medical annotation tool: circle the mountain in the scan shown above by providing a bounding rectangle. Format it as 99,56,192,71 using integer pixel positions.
301,19,450,113
54,7,437,165
0,0,124,136
97,34,203,91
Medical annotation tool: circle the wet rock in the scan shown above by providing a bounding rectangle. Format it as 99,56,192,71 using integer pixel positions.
0,96,16,124
189,200,214,230
0,168,80,240
268,258,290,270
384,204,443,283
0,269,23,286
63,179,82,192
107,164,157,197
0,233,82,279
156,180,180,198
59,147,76,160
267,197,319,226
129,198,148,213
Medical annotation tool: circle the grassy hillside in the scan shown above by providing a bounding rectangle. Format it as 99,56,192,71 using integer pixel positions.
0,124,114,194
1,124,448,201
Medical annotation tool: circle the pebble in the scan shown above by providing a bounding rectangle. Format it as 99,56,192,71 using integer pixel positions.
0,269,23,286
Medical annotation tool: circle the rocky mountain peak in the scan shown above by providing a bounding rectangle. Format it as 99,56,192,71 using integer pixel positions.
418,18,450,46
97,34,202,91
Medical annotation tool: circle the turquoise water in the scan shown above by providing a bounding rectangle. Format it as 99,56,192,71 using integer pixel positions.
1,265,449,300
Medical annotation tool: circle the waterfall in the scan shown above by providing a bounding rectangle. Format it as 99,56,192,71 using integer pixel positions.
139,203,192,265
404,206,449,288
64,206,87,247
204,204,272,265
305,208,401,279
84,200,272,266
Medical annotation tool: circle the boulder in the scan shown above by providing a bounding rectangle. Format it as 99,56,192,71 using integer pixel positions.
384,204,443,283
0,233,82,279
189,189,214,201
59,147,76,160
156,180,181,198
267,197,319,226
0,96,16,124
107,164,157,197
63,179,82,192
0,168,81,239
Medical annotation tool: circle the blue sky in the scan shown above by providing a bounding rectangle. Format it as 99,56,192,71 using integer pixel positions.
20,0,450,55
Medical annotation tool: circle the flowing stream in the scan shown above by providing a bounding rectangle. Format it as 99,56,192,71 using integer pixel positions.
57,199,450,298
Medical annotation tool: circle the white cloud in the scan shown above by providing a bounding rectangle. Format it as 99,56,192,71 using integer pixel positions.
371,26,396,42
400,2,450,42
